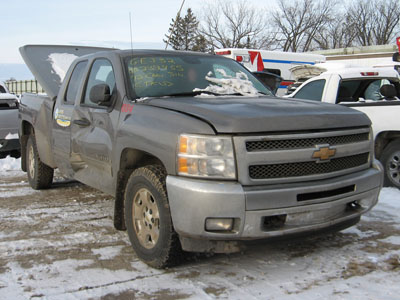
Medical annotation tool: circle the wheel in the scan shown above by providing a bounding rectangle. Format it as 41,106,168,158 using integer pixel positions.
124,165,182,268
26,135,54,189
381,139,400,188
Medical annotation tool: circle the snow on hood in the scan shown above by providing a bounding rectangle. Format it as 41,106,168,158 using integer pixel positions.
0,82,17,100
194,69,261,97
0,93,18,100
47,53,78,82
5,133,19,140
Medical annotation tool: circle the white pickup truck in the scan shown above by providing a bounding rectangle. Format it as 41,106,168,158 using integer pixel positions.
287,65,400,188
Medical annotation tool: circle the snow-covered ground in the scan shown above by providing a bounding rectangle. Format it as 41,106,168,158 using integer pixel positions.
0,156,399,299
0,156,21,171
0,156,23,178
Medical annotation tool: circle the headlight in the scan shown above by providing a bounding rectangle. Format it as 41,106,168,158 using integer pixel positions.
177,134,236,179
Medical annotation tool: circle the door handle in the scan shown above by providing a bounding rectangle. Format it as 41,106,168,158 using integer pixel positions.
73,118,91,127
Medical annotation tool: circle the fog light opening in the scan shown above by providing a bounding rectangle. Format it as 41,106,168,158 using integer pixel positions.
347,200,362,211
262,214,287,230
205,218,234,232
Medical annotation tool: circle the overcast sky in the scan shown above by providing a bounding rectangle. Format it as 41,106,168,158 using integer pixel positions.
2,0,273,64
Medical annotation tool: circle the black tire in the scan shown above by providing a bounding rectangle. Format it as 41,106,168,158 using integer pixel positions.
26,135,54,190
124,165,182,268
380,139,400,188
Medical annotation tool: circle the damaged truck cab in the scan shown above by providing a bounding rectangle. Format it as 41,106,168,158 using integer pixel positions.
18,45,383,268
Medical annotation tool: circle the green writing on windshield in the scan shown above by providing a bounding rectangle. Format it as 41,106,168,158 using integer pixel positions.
128,57,185,91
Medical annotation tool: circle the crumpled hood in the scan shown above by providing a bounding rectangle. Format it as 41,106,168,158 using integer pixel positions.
145,96,371,133
19,45,116,99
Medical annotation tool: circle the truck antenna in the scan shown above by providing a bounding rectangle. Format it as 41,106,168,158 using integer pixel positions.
165,0,185,50
129,12,134,51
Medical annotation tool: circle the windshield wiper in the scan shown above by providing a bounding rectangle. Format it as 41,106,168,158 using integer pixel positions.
164,91,222,97
165,91,251,97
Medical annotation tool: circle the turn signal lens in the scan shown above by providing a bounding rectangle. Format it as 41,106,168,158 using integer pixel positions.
178,157,188,173
179,136,188,154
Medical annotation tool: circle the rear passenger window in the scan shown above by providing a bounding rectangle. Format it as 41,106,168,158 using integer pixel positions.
65,61,88,105
364,79,391,100
294,79,326,101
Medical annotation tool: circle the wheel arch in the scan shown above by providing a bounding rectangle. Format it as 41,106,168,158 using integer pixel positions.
113,147,167,231
374,131,400,159
20,121,35,172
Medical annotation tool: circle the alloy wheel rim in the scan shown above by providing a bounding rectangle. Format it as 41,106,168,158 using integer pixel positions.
28,144,35,179
132,188,160,249
388,151,400,185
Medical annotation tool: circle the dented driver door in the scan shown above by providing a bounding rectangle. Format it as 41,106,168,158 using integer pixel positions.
69,58,117,194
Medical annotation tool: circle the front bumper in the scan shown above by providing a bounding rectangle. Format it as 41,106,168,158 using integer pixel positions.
166,160,383,245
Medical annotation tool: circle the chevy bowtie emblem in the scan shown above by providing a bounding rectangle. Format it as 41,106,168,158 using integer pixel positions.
312,146,336,162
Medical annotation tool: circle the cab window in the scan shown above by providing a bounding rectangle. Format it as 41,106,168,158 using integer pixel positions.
65,61,88,105
294,79,326,101
337,78,398,103
83,59,115,106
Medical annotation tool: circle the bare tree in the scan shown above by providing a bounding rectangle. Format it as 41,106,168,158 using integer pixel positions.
198,0,266,49
195,0,400,53
270,0,337,52
313,16,357,50
346,0,400,46
346,0,378,46
372,0,400,45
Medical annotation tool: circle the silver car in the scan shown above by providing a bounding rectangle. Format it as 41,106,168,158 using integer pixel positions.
0,81,20,159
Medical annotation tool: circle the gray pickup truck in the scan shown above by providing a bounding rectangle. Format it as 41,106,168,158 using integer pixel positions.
19,45,383,268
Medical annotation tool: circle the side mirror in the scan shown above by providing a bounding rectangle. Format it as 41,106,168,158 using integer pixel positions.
89,84,111,106
252,71,283,95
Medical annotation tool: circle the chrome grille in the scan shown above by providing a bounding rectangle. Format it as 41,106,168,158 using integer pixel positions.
246,132,369,152
233,127,372,185
249,153,369,179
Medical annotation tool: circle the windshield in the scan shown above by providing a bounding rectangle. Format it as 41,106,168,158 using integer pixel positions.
123,54,272,98
0,84,7,93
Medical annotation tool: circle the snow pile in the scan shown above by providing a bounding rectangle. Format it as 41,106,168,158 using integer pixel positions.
0,157,20,171
47,53,78,82
377,187,400,208
194,69,260,97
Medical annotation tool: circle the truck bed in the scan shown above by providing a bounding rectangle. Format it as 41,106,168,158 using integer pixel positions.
19,93,56,168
